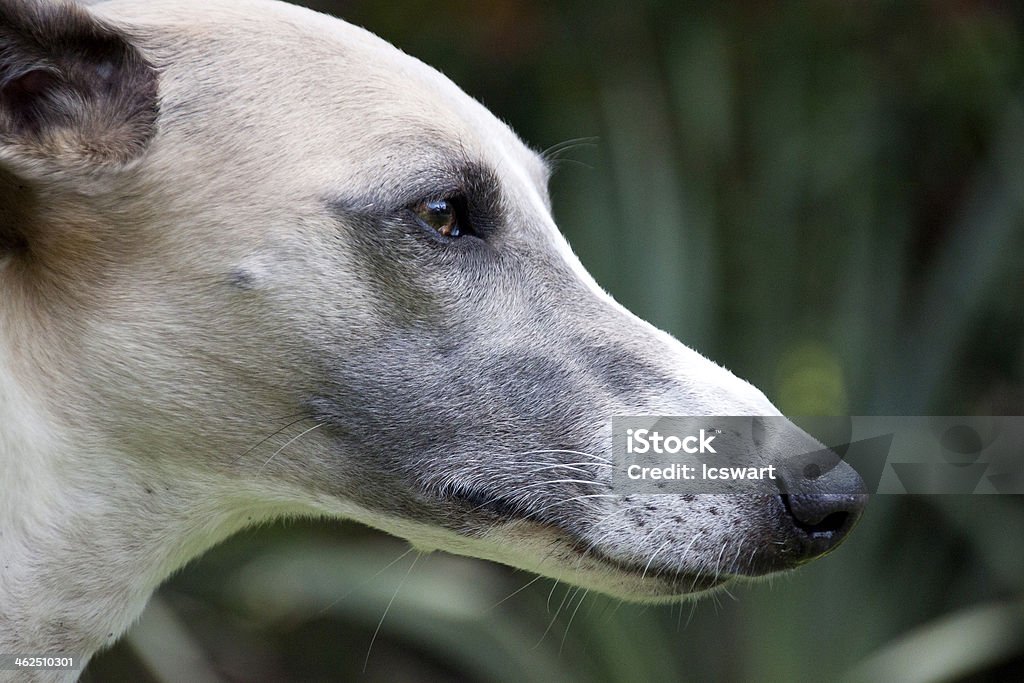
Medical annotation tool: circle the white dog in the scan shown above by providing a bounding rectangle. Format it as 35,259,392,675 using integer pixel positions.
0,0,866,679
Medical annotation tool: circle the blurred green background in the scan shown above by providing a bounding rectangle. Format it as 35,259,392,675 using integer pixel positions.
85,1,1024,681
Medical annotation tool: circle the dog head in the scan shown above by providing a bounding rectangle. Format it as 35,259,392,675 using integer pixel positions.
0,0,865,604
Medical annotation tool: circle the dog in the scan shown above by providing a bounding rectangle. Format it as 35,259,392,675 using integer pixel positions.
0,0,867,678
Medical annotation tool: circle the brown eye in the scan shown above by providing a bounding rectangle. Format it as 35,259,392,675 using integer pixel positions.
412,198,463,238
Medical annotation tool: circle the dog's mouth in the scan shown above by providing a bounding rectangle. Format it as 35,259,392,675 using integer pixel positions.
579,544,731,595
441,487,733,597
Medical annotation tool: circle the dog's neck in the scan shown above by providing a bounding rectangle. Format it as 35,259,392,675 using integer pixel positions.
0,338,246,675
1,400,158,674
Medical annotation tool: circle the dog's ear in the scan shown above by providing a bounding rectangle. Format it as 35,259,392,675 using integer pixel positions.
0,0,157,167
0,0,157,253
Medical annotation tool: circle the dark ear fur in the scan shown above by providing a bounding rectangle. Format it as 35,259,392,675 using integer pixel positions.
0,0,157,255
0,0,158,166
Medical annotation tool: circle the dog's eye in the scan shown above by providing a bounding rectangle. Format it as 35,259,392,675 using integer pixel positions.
411,197,469,238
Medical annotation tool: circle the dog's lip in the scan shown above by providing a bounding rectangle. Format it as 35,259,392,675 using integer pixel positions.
444,488,730,595
580,542,732,594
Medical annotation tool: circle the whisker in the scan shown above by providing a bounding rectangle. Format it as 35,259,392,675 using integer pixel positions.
363,551,420,672
561,587,589,654
571,503,649,571
712,541,729,585
679,533,706,593
526,493,620,519
540,136,599,161
545,577,561,614
548,157,595,172
515,448,611,463
316,546,415,616
231,414,311,466
510,477,611,490
459,466,613,517
258,422,325,471
641,537,674,582
505,461,613,473
729,538,746,575
488,574,544,612
535,584,573,649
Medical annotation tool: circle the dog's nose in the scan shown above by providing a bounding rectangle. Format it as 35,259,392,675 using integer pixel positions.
775,457,868,560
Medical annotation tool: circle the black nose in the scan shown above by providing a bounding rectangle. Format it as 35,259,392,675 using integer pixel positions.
775,454,868,560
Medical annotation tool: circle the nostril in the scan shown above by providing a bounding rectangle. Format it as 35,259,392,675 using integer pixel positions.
806,511,849,534
779,493,864,537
